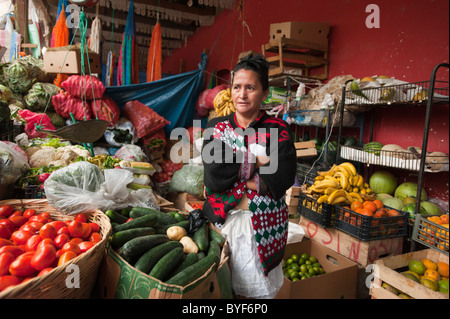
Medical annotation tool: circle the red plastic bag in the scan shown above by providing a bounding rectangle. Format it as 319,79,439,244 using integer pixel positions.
52,91,92,121
61,75,105,100
141,128,167,152
18,109,55,139
123,100,170,138
91,95,121,126
195,84,228,117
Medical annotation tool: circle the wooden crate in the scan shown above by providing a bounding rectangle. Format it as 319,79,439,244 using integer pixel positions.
299,217,403,267
294,140,317,158
286,186,301,206
370,249,449,299
262,37,329,81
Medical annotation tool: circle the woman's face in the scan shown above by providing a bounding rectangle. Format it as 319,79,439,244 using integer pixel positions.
231,69,268,118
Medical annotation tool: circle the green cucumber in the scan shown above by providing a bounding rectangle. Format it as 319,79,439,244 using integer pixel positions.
119,207,133,217
165,252,220,287
120,234,169,264
130,207,178,226
109,227,155,249
207,240,221,261
149,247,185,281
134,241,183,274
209,228,225,247
193,223,209,252
105,209,129,224
113,214,157,233
170,253,200,277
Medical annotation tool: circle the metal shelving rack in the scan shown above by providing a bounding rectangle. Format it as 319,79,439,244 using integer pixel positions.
336,62,450,250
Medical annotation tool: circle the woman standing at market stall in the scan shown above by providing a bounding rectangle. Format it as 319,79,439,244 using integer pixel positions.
201,54,297,298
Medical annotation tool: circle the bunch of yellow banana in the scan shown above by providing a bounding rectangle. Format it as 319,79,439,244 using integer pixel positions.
309,162,373,205
213,88,235,116
317,189,364,205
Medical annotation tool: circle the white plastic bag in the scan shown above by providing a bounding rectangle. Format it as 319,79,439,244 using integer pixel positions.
0,141,30,184
221,209,284,299
44,161,159,214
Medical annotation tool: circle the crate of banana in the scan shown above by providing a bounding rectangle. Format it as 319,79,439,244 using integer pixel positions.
305,162,376,206
213,88,236,117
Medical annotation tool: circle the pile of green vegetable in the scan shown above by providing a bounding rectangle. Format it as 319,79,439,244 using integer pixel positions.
106,206,223,286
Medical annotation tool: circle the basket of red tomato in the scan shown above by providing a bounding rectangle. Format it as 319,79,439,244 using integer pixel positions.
0,199,111,299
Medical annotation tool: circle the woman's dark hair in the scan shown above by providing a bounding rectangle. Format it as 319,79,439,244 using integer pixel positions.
232,54,270,91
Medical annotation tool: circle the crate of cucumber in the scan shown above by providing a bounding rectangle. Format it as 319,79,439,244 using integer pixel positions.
96,206,232,299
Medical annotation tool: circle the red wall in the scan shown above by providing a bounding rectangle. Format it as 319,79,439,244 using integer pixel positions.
161,0,449,204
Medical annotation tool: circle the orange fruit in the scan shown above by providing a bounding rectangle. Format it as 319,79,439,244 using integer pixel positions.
441,214,449,224
363,201,377,213
423,269,441,282
421,258,438,271
437,262,449,278
373,199,384,210
360,209,374,217
351,201,363,212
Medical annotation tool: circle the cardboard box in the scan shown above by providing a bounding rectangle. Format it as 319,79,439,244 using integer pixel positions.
276,238,358,299
96,241,232,299
295,141,318,158
269,22,329,50
43,47,101,74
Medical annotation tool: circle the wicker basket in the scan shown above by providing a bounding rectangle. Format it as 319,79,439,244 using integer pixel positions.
0,199,112,299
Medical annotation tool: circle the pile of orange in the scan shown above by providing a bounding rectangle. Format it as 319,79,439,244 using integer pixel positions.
340,199,404,235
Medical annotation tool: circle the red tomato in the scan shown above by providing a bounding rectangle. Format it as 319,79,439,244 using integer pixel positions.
24,221,44,232
37,267,53,277
0,219,15,233
78,241,94,253
0,238,13,248
0,275,21,292
9,251,36,277
53,233,70,250
60,242,81,256
0,224,11,239
36,238,54,250
70,237,83,245
40,212,51,220
0,252,15,276
8,210,23,218
49,220,66,232
0,245,25,257
67,220,84,238
89,222,100,233
25,234,43,252
39,223,57,240
81,223,91,239
10,230,34,245
74,213,88,223
57,226,70,236
9,215,27,228
31,244,56,271
0,205,14,218
89,232,102,244
57,251,77,266
23,209,37,219
28,214,48,224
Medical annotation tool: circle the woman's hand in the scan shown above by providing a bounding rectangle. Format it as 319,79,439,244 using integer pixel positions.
246,178,257,191
256,155,270,168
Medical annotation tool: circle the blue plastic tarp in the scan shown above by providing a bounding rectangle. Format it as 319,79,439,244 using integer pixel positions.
104,53,207,135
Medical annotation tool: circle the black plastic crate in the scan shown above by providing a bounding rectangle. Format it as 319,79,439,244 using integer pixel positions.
298,192,335,227
296,163,318,185
334,205,409,241
15,183,46,199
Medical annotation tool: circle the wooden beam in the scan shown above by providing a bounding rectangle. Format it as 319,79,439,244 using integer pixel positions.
132,0,216,16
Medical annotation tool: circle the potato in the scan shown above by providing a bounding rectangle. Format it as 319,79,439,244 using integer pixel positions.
179,236,199,254
166,226,187,241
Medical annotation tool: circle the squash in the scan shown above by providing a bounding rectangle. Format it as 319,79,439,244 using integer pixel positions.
166,226,187,241
179,236,199,254
425,151,448,172
380,144,407,158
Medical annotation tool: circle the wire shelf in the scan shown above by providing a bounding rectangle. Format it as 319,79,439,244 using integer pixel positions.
340,146,449,172
344,80,449,108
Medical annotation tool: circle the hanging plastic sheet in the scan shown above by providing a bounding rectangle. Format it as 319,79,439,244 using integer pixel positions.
105,53,207,135
50,2,69,87
117,0,139,86
146,22,162,82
